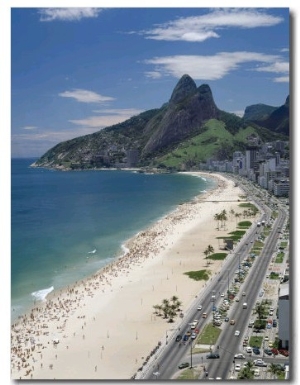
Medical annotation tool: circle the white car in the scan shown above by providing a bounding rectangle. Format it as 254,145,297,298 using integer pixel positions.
254,368,260,377
234,353,245,359
234,330,240,336
220,293,225,297
235,364,241,372
197,305,202,310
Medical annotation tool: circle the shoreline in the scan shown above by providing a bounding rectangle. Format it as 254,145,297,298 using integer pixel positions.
11,172,251,380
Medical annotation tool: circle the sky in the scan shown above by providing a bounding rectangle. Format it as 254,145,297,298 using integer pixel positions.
9,5,290,158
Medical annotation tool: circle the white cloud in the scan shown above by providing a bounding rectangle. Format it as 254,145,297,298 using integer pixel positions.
255,61,289,73
145,51,284,80
144,71,162,79
69,108,144,128
273,76,289,83
139,8,283,42
59,89,115,103
38,8,101,22
22,126,37,130
144,50,290,83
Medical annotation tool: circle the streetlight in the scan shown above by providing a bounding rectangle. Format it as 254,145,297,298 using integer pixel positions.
190,339,193,368
227,269,230,301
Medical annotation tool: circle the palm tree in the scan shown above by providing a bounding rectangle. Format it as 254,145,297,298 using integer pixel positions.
207,244,214,256
268,363,280,379
220,209,228,230
214,213,221,230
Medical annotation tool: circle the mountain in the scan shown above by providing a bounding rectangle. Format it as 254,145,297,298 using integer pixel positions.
243,96,289,136
33,75,289,171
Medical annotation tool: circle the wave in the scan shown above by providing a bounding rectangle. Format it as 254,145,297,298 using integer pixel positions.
121,243,130,255
88,249,97,254
31,286,54,302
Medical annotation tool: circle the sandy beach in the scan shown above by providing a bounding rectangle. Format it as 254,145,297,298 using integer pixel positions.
11,172,253,380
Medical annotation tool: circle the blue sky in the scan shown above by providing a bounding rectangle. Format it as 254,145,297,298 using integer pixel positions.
9,6,290,157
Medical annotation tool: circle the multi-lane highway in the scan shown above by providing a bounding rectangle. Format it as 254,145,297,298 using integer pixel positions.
142,177,288,380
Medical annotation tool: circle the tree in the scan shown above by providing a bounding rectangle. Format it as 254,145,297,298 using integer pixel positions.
268,363,281,379
214,213,221,230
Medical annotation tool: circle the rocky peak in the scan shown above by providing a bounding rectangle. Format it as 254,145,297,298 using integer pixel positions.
169,74,197,104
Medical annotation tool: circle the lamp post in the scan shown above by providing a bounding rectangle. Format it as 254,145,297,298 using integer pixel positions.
190,339,193,368
227,269,230,301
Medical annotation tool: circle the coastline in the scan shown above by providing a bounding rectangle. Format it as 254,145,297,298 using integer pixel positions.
11,172,251,380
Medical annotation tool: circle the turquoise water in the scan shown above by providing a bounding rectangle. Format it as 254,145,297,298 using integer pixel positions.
11,159,215,321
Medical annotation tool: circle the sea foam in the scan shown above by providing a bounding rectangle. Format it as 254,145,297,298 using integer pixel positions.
31,286,54,302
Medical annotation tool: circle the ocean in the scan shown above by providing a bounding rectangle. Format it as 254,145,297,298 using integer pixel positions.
11,158,215,322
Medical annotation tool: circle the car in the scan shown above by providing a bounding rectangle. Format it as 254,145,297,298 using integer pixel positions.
202,312,207,318
183,334,189,341
191,332,197,340
266,323,272,329
175,335,182,342
197,305,202,311
194,328,200,334
234,330,240,336
235,364,241,372
273,320,277,327
242,292,246,296
235,297,239,302
245,346,253,354
186,330,192,336
212,305,217,311
248,320,254,327
230,319,235,325
224,317,229,322
252,347,260,355
178,362,190,369
271,348,279,355
254,359,267,367
206,353,220,359
264,348,273,356
220,293,225,297
234,353,245,359
279,349,289,357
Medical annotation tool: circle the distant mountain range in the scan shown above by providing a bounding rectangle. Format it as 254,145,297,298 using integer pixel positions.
33,74,289,171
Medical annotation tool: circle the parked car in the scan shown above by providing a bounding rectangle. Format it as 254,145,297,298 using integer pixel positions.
245,346,253,354
279,349,289,357
264,348,273,356
224,317,229,322
254,368,260,377
178,362,189,369
183,334,189,341
271,348,279,355
175,335,182,342
206,353,220,359
273,320,277,327
191,332,197,340
235,364,241,372
252,347,260,355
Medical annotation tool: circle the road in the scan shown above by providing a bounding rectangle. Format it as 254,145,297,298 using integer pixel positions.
142,176,288,380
